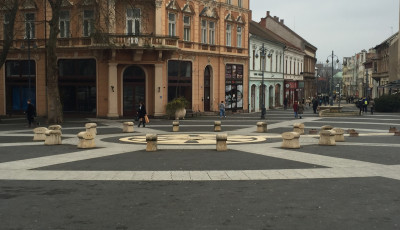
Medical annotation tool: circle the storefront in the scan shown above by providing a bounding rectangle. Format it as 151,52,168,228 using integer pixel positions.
225,64,244,112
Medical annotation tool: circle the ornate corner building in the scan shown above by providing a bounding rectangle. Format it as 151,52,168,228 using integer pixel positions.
0,0,249,118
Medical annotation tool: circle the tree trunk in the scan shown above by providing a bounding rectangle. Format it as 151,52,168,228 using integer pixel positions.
0,0,18,69
46,0,63,124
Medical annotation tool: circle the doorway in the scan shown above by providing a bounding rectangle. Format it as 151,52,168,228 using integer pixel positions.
204,66,212,111
123,66,146,116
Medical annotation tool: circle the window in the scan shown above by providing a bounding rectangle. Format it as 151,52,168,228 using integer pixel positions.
236,26,242,48
83,10,94,37
183,16,190,41
238,0,242,7
209,21,215,45
168,13,176,36
226,24,231,47
226,0,232,4
59,11,70,38
25,13,35,39
126,8,141,35
201,20,207,44
3,13,10,40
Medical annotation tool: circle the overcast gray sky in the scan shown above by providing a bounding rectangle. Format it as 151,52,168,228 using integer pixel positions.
251,0,399,64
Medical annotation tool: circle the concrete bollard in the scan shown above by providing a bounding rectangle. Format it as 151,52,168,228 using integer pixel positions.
348,129,359,137
77,131,95,149
321,125,333,131
389,127,398,133
281,132,301,149
309,129,318,135
293,123,305,135
395,131,400,136
332,128,345,142
123,122,134,133
146,134,158,152
33,127,48,141
44,130,62,145
319,130,336,146
256,122,268,133
216,133,228,151
214,121,222,132
85,123,97,137
173,120,180,132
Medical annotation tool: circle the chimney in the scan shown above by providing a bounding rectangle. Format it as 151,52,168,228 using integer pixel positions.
280,19,284,24
266,11,270,17
274,16,279,21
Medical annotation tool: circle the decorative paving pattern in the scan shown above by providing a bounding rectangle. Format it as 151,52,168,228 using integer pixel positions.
119,134,271,145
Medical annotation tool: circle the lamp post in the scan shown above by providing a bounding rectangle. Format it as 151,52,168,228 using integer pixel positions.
326,50,339,106
21,25,33,101
365,69,369,99
315,67,318,96
260,43,267,119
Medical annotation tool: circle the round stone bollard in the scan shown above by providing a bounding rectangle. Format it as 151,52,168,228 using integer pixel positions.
319,130,336,146
321,125,333,131
281,132,301,149
395,131,400,136
172,121,180,132
348,129,359,137
216,133,228,151
44,130,62,145
293,123,305,135
77,131,95,149
214,121,222,132
146,134,158,152
332,128,345,142
256,122,268,133
33,127,48,141
85,123,97,137
389,127,398,133
123,122,134,133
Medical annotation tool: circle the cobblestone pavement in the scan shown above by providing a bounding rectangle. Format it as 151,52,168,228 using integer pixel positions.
1,105,400,229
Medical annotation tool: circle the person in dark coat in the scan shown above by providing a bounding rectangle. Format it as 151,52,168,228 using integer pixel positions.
312,98,319,114
293,101,299,118
137,101,147,127
25,99,36,128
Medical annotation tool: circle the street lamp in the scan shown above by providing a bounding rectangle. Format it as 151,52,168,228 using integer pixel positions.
326,51,339,106
365,69,369,99
315,67,318,96
21,24,36,102
259,43,273,119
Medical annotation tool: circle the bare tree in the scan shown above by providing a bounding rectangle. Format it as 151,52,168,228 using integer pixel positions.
0,0,19,69
46,0,63,123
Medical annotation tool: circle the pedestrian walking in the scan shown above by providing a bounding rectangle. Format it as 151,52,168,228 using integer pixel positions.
370,99,375,115
298,102,304,119
137,101,147,127
25,99,36,128
293,101,299,118
312,98,319,114
358,99,363,115
219,101,226,118
363,97,368,113
283,98,288,110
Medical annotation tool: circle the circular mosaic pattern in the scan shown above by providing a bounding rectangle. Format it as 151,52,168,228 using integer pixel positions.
119,134,268,145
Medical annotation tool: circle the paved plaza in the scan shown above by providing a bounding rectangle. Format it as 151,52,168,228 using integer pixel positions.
1,105,400,229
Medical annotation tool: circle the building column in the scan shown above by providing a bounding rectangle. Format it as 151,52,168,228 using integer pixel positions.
154,64,164,117
155,0,163,35
107,63,119,118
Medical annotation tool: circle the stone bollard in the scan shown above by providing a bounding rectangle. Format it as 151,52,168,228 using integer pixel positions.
281,132,301,149
146,134,158,152
77,131,95,149
214,121,222,132
44,130,62,145
123,122,134,133
389,127,398,133
256,122,268,133
332,128,345,142
173,120,180,132
33,127,48,141
395,131,400,136
85,123,97,137
48,125,62,131
321,125,333,131
319,130,336,146
216,133,228,151
293,123,305,135
347,129,359,137
309,129,318,135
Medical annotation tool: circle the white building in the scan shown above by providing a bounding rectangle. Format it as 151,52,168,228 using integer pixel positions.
249,21,285,112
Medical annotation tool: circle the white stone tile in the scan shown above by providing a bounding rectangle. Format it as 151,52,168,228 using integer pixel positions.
171,171,191,181
189,171,211,181
207,171,231,180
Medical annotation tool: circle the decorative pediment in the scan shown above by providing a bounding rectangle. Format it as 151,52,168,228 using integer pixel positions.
166,0,181,12
225,13,234,22
200,7,218,19
20,0,37,10
182,3,194,15
61,0,73,7
236,16,244,24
